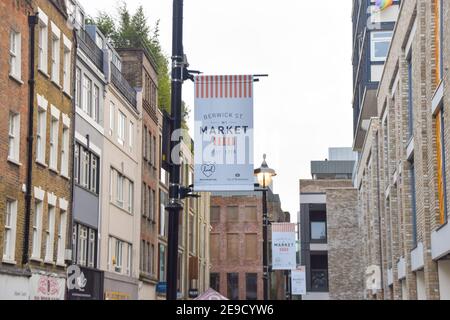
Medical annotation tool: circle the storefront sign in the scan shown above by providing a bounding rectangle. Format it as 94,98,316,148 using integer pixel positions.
104,291,131,300
0,274,29,300
272,223,297,270
29,273,65,300
194,75,254,192
291,267,306,296
67,265,104,300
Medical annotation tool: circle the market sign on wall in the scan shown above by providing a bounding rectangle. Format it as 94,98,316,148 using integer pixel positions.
271,223,297,270
291,267,306,296
194,75,254,192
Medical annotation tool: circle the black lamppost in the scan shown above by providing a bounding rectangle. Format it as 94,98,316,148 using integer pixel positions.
254,154,277,301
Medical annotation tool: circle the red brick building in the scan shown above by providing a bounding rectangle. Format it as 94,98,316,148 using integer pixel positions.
0,0,34,299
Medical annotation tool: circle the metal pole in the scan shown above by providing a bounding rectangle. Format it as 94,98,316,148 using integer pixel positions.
262,189,269,300
167,0,184,301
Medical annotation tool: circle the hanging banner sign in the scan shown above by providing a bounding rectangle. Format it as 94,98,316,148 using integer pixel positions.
194,75,254,191
291,267,306,296
272,223,296,270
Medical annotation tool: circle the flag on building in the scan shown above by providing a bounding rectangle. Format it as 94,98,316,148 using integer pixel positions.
376,0,393,11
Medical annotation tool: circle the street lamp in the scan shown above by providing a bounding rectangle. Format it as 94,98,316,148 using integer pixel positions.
254,154,276,301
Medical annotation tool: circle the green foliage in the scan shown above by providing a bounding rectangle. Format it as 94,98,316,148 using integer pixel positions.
88,3,190,127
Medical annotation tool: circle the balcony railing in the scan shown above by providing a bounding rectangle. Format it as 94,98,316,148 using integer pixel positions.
110,62,137,109
77,28,103,71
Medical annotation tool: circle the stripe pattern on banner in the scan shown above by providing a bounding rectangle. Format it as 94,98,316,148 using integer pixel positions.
195,75,253,99
272,223,296,233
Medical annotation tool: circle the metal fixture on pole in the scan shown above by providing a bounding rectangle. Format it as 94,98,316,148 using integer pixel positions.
166,0,200,300
254,154,277,301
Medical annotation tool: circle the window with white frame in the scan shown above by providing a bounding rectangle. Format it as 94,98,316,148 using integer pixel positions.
118,111,126,146
36,107,47,164
72,223,97,268
82,75,92,115
128,181,134,214
117,172,124,207
74,143,99,193
88,228,96,267
3,199,17,262
111,237,124,273
129,121,134,151
77,225,87,266
56,209,66,264
9,30,21,79
111,168,134,213
60,125,69,177
109,102,115,135
370,31,393,62
8,112,20,162
126,243,132,276
49,114,59,170
38,11,48,73
51,26,60,84
93,85,99,123
45,204,55,262
75,67,81,108
32,200,43,259
63,44,71,93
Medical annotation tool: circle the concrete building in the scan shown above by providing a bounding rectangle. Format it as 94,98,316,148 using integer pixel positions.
0,0,35,300
99,40,141,300
299,148,363,300
116,47,160,300
210,189,289,300
354,0,450,300
66,1,106,299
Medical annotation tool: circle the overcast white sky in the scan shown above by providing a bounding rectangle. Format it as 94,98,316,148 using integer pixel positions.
80,0,354,221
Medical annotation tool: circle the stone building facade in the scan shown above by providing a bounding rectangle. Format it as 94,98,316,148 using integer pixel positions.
99,42,141,300
356,0,450,300
117,47,160,300
300,148,363,300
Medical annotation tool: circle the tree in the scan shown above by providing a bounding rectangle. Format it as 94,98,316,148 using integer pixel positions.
89,4,190,128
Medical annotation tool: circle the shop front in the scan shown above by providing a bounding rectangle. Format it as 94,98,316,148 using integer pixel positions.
0,273,29,300
29,272,66,300
103,272,139,300
67,265,104,300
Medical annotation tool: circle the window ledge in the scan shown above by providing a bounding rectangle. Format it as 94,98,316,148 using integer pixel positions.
63,90,72,99
110,201,133,216
44,260,55,266
30,257,43,263
35,159,48,168
51,80,62,90
7,158,22,167
60,173,70,180
38,69,50,79
9,74,24,85
2,259,17,265
49,166,59,174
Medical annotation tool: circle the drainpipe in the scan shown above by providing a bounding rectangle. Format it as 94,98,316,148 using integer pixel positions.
23,14,39,267
376,133,384,299
67,28,79,266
